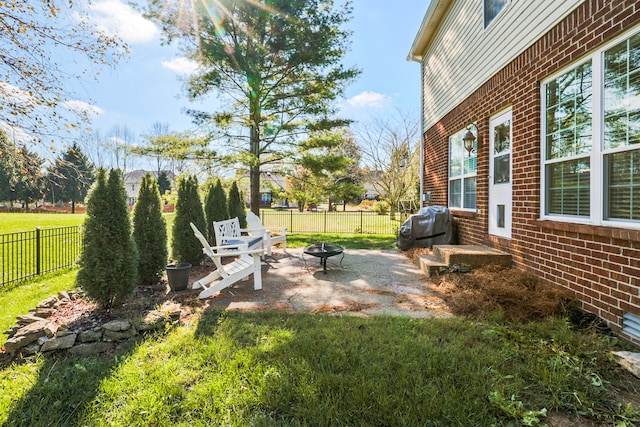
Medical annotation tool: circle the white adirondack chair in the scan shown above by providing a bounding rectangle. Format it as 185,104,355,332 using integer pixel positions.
246,211,287,256
213,217,264,255
190,222,263,299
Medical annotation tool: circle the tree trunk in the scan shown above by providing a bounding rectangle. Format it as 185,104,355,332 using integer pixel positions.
249,96,261,216
71,199,75,214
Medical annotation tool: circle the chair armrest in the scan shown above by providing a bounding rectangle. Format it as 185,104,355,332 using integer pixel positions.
212,248,264,258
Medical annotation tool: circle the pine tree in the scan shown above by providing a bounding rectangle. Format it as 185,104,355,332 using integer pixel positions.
133,173,168,286
227,181,246,228
77,169,138,309
204,178,228,243
172,175,206,265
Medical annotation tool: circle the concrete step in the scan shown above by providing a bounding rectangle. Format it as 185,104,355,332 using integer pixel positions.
415,254,448,277
415,245,512,277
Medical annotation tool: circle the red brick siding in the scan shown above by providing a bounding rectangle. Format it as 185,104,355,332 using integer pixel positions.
422,0,640,343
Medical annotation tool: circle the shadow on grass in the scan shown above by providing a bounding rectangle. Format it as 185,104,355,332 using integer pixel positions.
2,341,141,426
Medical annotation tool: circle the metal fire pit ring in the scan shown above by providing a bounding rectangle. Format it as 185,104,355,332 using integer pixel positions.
303,242,345,274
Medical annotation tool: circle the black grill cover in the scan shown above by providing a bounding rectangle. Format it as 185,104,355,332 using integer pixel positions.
397,206,454,251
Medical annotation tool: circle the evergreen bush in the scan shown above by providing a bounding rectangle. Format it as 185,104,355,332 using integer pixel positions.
77,169,138,309
228,181,247,228
204,178,228,243
172,175,206,265
133,173,168,286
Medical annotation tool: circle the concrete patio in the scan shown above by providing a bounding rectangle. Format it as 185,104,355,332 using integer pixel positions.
191,248,452,318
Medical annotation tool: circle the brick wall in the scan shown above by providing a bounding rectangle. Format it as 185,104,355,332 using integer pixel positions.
422,0,640,342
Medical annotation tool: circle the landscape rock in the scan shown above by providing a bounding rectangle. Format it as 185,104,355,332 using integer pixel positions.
102,319,131,332
32,308,54,318
16,314,47,325
41,333,77,352
37,296,58,309
78,329,102,343
613,351,640,378
58,291,70,300
68,342,115,357
103,328,138,342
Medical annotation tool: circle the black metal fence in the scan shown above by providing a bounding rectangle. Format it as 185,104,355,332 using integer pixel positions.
260,210,409,235
0,226,83,287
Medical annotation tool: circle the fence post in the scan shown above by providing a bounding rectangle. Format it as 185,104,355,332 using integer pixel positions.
36,227,41,276
360,211,363,234
324,210,327,233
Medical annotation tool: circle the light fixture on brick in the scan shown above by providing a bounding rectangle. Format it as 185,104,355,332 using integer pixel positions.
462,124,478,156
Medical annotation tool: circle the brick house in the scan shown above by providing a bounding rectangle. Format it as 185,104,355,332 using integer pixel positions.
409,0,640,343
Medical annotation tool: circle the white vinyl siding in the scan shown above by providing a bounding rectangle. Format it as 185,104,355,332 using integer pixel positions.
420,0,583,131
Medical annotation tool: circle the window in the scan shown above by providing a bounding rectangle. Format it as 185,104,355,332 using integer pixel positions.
484,0,508,28
449,129,477,210
542,29,640,226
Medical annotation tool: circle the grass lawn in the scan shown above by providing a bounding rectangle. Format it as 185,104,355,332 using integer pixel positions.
0,213,85,234
1,308,639,426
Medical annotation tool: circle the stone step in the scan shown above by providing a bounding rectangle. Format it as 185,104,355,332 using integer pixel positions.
433,245,511,269
415,254,449,277
415,245,512,277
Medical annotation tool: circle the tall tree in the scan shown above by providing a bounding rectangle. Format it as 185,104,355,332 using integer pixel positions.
227,181,247,229
47,143,95,213
172,175,206,266
146,0,360,215
204,179,229,243
355,111,421,214
0,1,126,142
133,174,168,286
12,146,45,209
77,168,138,310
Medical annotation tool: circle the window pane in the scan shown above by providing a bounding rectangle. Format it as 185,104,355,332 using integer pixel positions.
494,154,510,184
546,159,591,216
604,33,640,150
545,62,593,160
484,0,508,28
463,177,476,209
449,179,461,208
606,149,640,220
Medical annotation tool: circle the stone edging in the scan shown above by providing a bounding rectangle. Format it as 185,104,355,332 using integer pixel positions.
3,291,182,357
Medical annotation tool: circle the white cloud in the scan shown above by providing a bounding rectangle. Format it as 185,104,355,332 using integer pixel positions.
87,0,159,44
162,57,200,75
0,82,34,105
0,121,35,144
345,91,392,109
61,100,105,116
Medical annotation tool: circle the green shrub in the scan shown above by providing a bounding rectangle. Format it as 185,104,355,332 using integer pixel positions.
373,200,390,215
204,178,228,243
172,175,206,265
228,181,246,228
133,173,168,286
77,169,138,309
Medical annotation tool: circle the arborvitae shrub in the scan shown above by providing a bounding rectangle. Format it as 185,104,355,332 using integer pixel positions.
172,175,206,265
133,173,168,286
77,169,138,309
204,178,228,243
228,181,247,228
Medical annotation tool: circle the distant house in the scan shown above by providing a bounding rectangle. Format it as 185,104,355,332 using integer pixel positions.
123,170,175,206
409,0,640,343
260,171,287,207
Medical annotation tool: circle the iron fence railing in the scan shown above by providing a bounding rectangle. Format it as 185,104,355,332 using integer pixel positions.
259,210,409,235
0,226,83,287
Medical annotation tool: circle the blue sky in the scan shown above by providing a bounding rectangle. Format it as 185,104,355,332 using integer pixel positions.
73,0,429,142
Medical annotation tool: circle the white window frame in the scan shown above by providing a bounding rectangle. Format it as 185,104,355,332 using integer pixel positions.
540,25,640,230
448,128,477,211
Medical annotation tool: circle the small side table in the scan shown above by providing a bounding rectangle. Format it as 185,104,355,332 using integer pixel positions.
303,242,345,274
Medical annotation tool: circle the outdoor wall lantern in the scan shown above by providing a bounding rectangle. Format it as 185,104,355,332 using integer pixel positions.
462,124,478,156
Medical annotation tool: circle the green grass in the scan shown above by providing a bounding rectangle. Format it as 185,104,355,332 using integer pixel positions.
286,233,397,249
1,309,639,426
0,213,85,234
0,270,77,348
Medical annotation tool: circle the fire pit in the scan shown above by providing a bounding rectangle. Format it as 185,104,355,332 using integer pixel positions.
303,242,345,274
